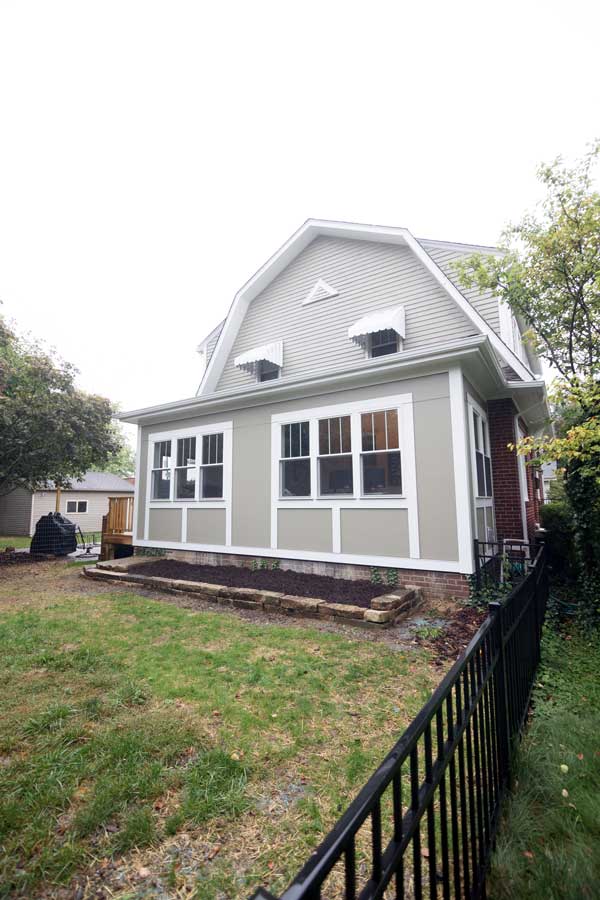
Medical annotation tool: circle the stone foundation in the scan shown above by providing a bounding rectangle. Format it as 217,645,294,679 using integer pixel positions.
133,547,470,602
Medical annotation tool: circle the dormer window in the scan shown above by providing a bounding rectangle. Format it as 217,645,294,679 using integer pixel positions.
258,360,280,382
369,329,399,358
348,306,405,358
234,341,283,383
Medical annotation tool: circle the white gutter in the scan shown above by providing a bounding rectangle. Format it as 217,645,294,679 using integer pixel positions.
119,335,544,427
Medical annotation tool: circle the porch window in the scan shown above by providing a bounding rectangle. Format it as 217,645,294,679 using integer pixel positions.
469,399,495,543
201,433,224,499
280,421,310,496
318,415,353,495
175,437,197,500
472,410,492,498
151,440,172,499
360,409,402,494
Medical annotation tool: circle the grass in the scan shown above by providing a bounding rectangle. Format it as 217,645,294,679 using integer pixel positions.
0,564,438,898
489,624,600,899
0,534,31,549
0,532,101,552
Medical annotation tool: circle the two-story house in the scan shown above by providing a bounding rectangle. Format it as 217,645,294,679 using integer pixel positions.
120,220,549,600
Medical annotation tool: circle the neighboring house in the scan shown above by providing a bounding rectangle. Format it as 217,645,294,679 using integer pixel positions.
541,461,558,499
0,472,135,536
120,219,549,600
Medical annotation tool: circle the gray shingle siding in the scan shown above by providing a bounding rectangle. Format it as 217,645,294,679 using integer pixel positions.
422,244,501,335
215,236,479,393
206,325,223,364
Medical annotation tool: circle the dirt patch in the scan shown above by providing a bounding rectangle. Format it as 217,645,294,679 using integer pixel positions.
127,559,389,606
416,605,487,664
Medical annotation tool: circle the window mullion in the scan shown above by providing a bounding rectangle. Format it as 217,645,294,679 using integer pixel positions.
350,413,361,498
310,419,318,499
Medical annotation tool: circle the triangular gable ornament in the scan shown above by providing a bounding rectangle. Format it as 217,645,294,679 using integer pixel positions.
302,278,339,306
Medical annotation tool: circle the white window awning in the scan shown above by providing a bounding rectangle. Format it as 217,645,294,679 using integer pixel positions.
348,306,406,347
234,340,284,374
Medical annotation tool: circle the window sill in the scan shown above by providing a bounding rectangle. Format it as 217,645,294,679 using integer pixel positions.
151,498,226,503
276,495,407,502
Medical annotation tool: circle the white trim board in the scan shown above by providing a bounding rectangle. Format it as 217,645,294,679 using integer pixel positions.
449,367,475,574
198,218,535,396
270,392,420,561
134,538,463,574
144,421,233,547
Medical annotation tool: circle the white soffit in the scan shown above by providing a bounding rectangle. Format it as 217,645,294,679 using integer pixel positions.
234,340,283,374
348,305,406,347
302,278,339,306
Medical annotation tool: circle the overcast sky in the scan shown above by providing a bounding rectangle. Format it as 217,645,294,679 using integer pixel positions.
0,1,598,446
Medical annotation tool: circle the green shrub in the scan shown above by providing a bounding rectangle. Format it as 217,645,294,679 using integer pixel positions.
370,568,382,585
539,501,576,580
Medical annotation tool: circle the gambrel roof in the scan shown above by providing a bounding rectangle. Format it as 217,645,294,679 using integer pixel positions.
198,219,536,395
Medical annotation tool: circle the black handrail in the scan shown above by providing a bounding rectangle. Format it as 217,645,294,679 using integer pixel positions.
250,545,548,900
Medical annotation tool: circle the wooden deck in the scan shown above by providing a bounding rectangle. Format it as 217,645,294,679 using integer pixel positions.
100,496,134,560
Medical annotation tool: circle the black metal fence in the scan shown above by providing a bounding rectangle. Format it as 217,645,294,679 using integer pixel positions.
473,539,536,594
250,545,548,900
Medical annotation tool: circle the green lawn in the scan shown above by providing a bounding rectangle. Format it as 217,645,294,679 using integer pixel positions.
0,534,31,549
0,569,437,899
489,625,600,899
0,533,101,552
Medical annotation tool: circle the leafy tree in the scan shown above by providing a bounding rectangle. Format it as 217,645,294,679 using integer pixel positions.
0,314,120,496
456,143,600,591
454,142,600,385
96,424,136,478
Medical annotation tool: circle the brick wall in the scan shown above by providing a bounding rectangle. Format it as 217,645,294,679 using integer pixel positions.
488,398,524,542
134,546,470,603
519,417,541,542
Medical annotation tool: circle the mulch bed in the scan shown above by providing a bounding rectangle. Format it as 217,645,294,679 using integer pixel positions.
417,606,487,664
126,559,390,606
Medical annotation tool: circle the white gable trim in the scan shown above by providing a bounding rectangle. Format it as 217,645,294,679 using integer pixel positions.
302,278,339,306
198,219,534,394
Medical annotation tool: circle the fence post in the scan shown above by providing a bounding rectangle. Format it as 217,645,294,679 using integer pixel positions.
489,601,510,790
474,539,481,593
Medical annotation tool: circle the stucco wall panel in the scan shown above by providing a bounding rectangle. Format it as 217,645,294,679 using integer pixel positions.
340,508,409,558
278,508,332,553
148,508,182,543
187,508,226,545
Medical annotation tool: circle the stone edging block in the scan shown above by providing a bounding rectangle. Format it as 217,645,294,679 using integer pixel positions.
82,567,421,629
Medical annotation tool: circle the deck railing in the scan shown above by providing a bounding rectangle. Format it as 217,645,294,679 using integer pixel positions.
250,545,548,900
103,495,134,535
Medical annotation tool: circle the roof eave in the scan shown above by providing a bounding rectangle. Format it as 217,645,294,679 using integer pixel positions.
120,335,491,426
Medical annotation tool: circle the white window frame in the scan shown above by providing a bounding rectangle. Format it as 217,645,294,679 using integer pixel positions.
467,395,495,544
271,393,419,560
367,329,402,359
146,421,233,545
279,421,311,498
151,439,173,501
66,499,88,514
199,432,225,500
359,409,402,496
317,414,354,497
174,436,198,501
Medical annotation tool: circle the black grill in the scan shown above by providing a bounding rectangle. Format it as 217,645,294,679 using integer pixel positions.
30,513,77,556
